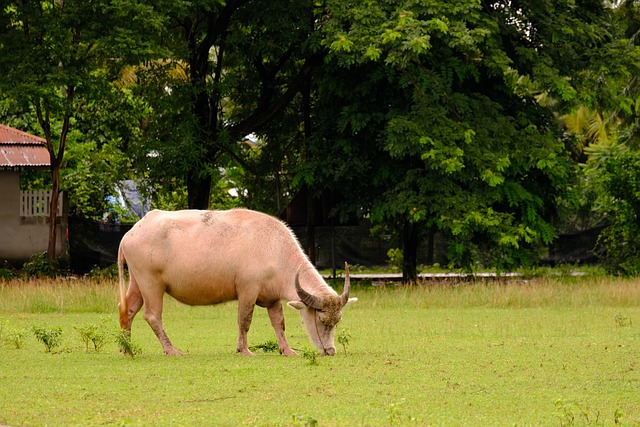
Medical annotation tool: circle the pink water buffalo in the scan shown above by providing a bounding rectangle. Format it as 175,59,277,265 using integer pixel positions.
117,208,356,356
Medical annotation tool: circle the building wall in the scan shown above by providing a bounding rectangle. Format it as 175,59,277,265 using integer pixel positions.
0,170,65,264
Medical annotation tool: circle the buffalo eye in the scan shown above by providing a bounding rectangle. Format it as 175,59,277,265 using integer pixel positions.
317,311,327,324
318,311,341,326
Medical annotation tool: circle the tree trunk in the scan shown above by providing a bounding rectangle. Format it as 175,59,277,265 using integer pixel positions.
402,220,419,283
306,186,316,264
302,71,315,264
426,227,435,265
187,171,212,210
46,164,61,263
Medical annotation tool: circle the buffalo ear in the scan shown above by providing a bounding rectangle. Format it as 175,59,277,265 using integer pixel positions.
287,301,306,310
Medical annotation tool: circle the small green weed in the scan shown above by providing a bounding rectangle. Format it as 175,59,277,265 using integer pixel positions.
249,339,279,353
387,399,417,425
31,325,63,352
113,329,142,357
2,320,26,349
291,414,318,427
337,328,352,354
299,348,320,365
614,313,632,328
75,321,109,352
555,399,622,426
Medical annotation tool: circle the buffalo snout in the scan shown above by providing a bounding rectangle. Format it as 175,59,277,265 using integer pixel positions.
323,347,336,356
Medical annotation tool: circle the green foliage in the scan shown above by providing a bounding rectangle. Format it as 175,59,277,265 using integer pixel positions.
62,138,133,220
0,320,27,350
583,142,640,275
387,399,418,425
31,325,64,353
87,264,120,281
305,0,603,275
291,414,318,427
125,0,316,210
22,253,59,278
613,313,632,328
0,319,27,350
75,321,110,352
113,329,142,357
386,248,404,273
299,348,320,366
0,0,166,258
337,328,352,355
249,340,280,354
1,0,638,276
0,266,17,281
6,328,26,350
555,399,623,426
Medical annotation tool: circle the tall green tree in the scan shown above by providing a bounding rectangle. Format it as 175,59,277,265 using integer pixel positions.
564,1,640,275
0,0,164,261
132,0,320,210
303,0,613,279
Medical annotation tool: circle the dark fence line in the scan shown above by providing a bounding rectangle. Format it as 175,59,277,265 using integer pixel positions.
69,217,133,274
68,216,601,275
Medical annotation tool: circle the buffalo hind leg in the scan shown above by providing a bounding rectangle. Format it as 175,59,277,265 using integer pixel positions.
267,301,297,356
143,296,182,356
237,301,255,356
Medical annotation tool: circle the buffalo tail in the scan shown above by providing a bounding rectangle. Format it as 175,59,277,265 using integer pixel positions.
117,242,128,330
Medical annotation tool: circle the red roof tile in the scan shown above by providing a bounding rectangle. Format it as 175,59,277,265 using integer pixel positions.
0,124,50,169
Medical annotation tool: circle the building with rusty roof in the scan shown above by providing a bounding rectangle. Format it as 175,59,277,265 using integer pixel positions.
0,124,66,265
0,124,51,169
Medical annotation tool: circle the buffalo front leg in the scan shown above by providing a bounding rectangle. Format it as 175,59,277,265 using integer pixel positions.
267,301,297,356
237,302,255,356
142,298,182,356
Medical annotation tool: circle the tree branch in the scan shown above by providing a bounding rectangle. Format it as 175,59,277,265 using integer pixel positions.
228,53,322,139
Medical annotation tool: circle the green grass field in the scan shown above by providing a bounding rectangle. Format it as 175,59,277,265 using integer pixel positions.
1,275,639,426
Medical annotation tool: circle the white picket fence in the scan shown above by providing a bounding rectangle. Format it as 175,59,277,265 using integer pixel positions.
20,190,63,217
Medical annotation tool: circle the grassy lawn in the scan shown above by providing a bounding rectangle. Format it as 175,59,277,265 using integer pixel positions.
1,275,639,426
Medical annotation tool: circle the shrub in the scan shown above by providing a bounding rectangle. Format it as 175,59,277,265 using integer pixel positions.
87,264,119,280
32,325,64,352
0,264,17,280
113,329,142,357
75,322,109,352
387,248,404,273
23,253,59,278
249,340,279,353
584,142,640,275
7,328,26,349
300,348,320,365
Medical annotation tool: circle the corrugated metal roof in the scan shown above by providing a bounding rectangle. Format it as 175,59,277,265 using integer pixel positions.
0,124,50,169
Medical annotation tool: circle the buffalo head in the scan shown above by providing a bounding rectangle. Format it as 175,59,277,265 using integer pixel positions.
288,262,357,355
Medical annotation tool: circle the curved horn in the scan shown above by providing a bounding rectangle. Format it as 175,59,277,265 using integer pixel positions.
341,262,351,306
295,267,323,310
